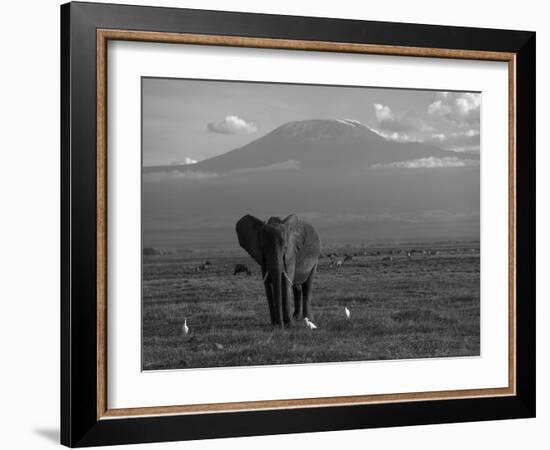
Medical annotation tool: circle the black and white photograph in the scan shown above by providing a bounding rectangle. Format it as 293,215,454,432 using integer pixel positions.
141,78,481,371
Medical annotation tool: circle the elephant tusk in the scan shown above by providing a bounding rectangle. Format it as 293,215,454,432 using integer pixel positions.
282,270,294,286
262,270,293,286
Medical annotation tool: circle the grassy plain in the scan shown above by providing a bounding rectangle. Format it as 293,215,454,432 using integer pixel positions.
142,242,480,370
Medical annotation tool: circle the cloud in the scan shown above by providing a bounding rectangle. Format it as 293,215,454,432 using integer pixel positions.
368,126,421,143
372,156,479,169
373,104,418,131
233,160,301,173
426,129,480,152
143,160,301,181
428,92,480,126
374,104,394,122
207,115,257,135
171,157,197,165
368,118,479,152
144,170,218,181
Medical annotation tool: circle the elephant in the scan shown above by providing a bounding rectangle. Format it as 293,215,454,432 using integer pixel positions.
235,214,321,327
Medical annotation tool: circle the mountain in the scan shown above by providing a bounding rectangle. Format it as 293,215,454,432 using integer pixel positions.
142,119,480,247
144,119,475,173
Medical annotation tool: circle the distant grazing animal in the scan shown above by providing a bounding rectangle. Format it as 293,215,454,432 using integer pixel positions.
336,259,343,268
344,307,351,319
407,252,412,259
236,214,321,327
195,263,209,271
382,256,393,262
304,317,317,330
344,254,353,262
233,263,252,276
182,318,189,335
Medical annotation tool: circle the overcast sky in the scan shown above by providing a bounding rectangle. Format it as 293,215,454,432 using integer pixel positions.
142,77,480,167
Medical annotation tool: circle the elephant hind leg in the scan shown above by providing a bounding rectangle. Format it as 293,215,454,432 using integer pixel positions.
292,286,302,319
302,265,317,320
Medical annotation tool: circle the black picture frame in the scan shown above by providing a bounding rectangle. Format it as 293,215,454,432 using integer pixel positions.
61,1,535,447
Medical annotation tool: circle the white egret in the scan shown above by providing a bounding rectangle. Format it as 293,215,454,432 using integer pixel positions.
345,307,351,319
182,318,189,335
304,317,317,330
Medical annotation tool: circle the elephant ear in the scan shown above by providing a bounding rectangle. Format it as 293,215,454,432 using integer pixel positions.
282,214,299,228
236,215,264,266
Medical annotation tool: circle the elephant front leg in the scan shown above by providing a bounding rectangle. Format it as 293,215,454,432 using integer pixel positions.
282,277,292,326
302,265,317,320
292,286,302,320
264,282,276,325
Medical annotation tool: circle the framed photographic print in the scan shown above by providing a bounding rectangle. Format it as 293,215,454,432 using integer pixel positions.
60,2,536,447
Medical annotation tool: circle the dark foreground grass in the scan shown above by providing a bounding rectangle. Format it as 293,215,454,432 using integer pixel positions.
142,242,480,370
